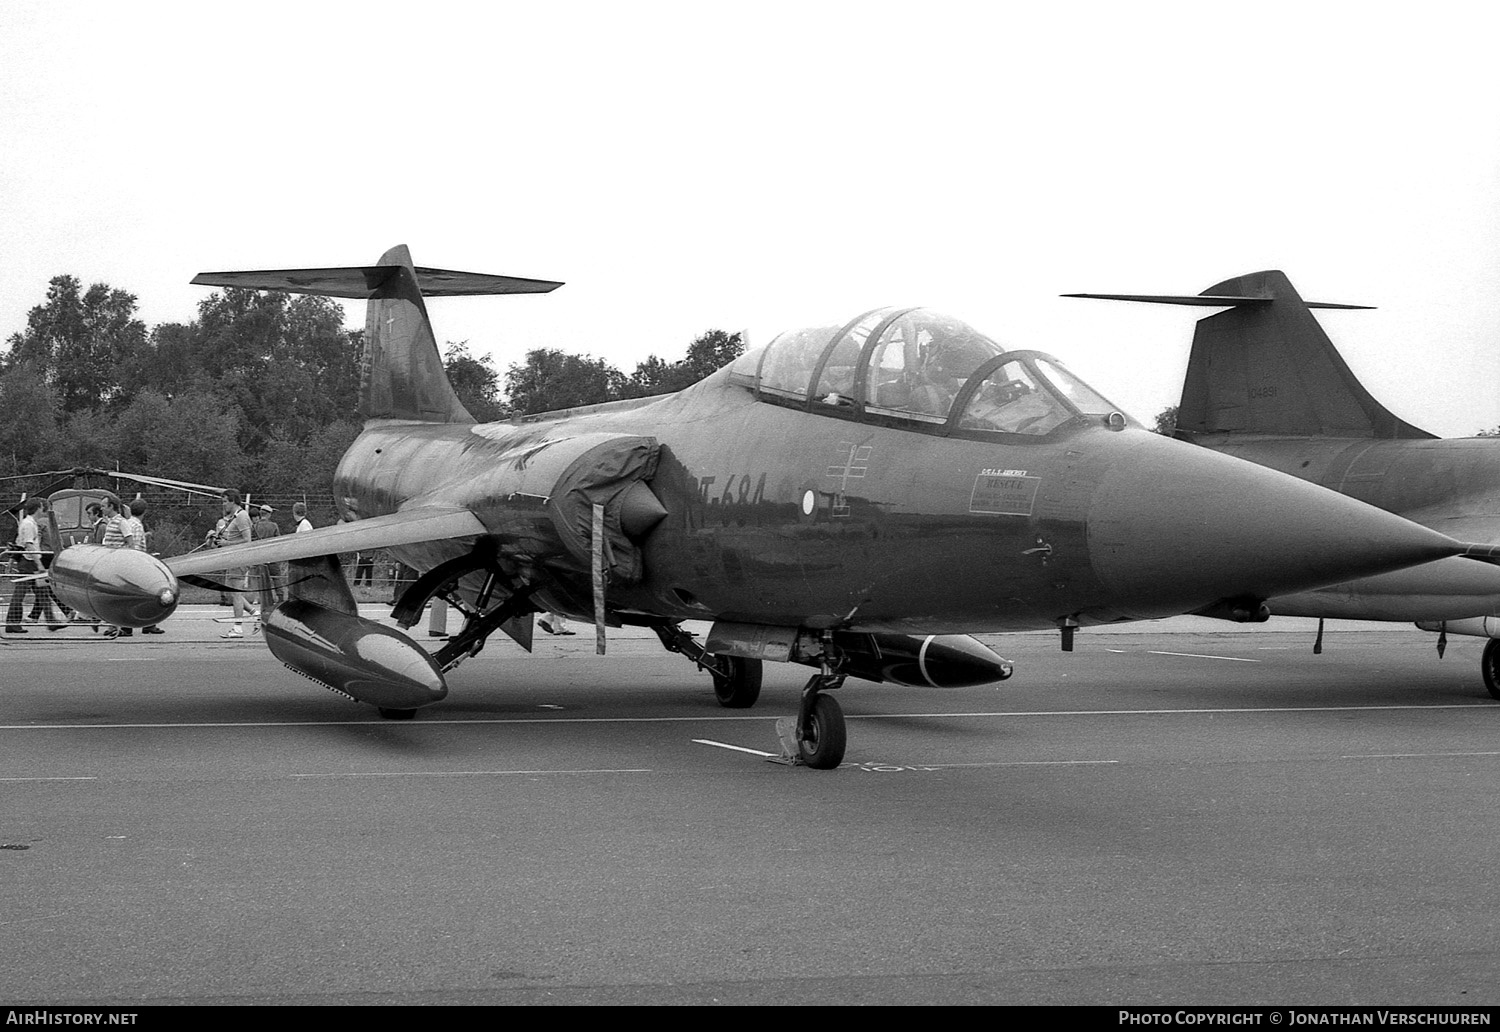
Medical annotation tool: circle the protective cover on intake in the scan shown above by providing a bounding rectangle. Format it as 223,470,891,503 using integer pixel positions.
463,431,662,583
544,436,660,583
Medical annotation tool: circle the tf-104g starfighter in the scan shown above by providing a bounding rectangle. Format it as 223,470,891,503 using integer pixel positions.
1070,270,1500,698
42,247,1500,768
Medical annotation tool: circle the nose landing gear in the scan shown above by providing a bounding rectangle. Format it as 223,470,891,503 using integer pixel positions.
775,673,847,769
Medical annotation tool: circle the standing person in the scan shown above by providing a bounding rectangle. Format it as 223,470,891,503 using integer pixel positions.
292,501,313,534
6,499,63,633
30,498,73,625
250,504,285,604
128,498,165,635
85,501,106,543
99,495,135,638
75,501,107,630
207,513,232,605
353,550,375,588
214,489,255,639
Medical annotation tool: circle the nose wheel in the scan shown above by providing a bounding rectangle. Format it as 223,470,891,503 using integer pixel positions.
776,673,847,769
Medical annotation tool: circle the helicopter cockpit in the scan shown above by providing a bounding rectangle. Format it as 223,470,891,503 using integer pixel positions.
728,307,1130,436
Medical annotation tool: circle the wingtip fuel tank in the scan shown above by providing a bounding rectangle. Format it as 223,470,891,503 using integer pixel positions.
49,544,180,628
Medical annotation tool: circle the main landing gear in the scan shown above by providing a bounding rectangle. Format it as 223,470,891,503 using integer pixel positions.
653,622,847,769
652,623,762,708
1482,640,1500,701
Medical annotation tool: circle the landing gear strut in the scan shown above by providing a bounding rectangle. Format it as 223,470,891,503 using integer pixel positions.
653,623,762,708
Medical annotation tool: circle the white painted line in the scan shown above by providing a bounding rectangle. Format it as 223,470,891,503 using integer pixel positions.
933,759,1118,767
289,769,653,778
1341,751,1500,760
1147,650,1260,663
0,702,1494,733
693,738,777,757
0,776,96,782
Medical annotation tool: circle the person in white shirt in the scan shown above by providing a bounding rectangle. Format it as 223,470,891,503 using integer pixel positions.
292,501,313,534
6,499,63,632
99,495,134,638
215,490,255,638
126,498,164,635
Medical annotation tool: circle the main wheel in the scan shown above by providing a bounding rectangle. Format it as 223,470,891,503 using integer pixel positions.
711,656,762,708
798,694,847,770
378,707,418,720
1483,640,1500,701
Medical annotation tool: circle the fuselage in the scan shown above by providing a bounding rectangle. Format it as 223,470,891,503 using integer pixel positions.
333,370,1469,636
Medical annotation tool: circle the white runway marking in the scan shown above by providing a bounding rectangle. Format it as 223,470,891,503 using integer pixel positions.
0,702,1494,733
693,738,776,757
289,769,653,778
1340,751,1500,760
0,776,96,781
862,704,1498,718
1146,650,1261,663
934,759,1118,767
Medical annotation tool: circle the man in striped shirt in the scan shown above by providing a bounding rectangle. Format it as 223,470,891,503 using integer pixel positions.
99,495,135,638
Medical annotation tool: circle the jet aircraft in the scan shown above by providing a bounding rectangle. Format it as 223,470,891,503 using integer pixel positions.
37,248,1500,769
1068,271,1500,698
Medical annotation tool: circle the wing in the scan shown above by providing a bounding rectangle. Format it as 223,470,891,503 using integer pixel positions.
166,506,487,577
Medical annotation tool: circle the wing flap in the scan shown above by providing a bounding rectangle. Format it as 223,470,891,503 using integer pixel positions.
166,506,487,577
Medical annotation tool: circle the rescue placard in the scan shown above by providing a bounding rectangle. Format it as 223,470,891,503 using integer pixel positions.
969,473,1040,516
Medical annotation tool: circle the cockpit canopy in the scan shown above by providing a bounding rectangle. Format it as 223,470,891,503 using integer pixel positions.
728,307,1128,436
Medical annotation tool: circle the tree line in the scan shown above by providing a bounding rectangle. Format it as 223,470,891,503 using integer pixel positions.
0,274,743,547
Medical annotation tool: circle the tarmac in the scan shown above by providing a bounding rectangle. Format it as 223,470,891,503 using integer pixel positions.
1,609,1498,1005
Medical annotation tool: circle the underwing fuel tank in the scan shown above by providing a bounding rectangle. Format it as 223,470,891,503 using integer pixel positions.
262,599,448,710
706,622,1012,687
837,633,1014,688
49,544,180,628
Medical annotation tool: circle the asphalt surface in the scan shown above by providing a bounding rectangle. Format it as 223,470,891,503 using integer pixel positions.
1,609,1498,1005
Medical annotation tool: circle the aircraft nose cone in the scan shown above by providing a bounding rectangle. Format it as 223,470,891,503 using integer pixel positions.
1085,432,1460,619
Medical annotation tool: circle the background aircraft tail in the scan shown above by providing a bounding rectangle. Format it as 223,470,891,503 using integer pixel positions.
1067,270,1434,440
192,245,563,423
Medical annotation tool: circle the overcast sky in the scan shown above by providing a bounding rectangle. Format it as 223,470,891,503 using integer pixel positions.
4,1,1498,435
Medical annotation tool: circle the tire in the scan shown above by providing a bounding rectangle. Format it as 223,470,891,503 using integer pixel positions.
798,694,847,770
711,656,762,709
1483,640,1500,701
378,707,418,720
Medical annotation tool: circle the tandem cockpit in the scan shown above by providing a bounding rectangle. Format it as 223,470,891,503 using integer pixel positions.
728,307,1132,436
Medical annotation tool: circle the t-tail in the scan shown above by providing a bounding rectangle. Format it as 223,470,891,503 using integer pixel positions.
192,245,563,424
1065,270,1434,441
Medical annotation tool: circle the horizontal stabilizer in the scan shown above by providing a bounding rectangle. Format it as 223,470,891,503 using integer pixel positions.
191,266,564,298
1062,293,1373,310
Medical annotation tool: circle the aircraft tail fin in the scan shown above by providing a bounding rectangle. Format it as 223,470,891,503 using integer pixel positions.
1067,271,1434,440
192,246,564,423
